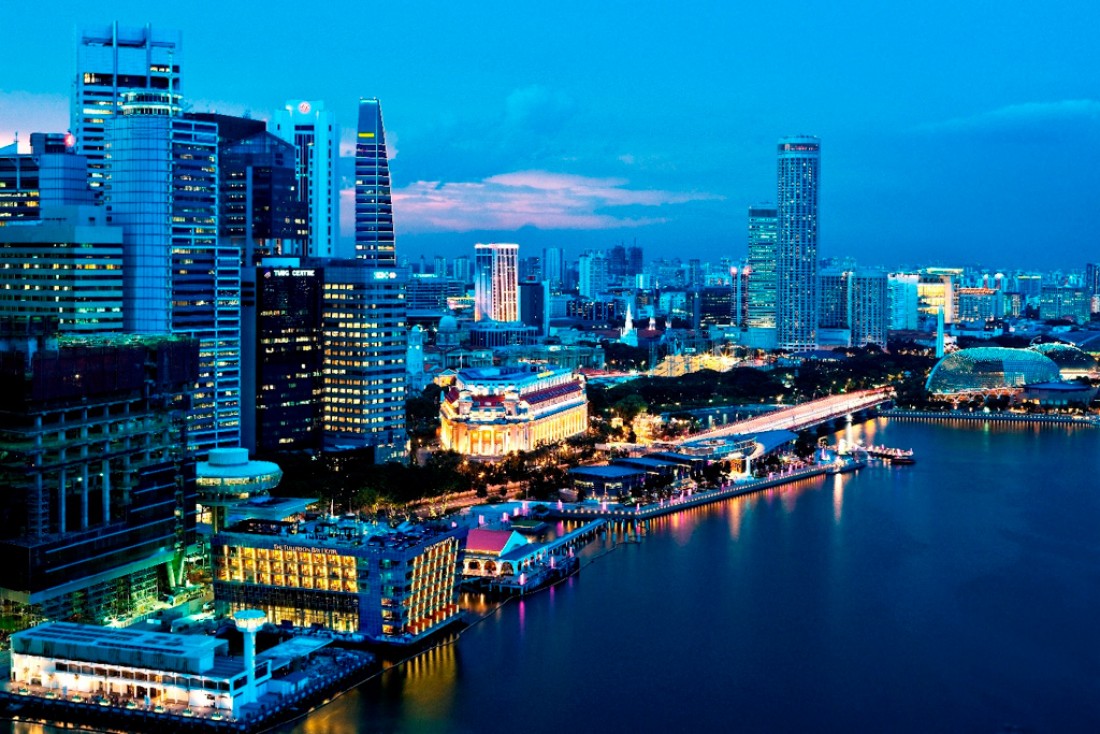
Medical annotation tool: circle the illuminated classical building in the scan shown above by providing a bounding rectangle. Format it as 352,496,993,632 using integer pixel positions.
213,517,464,643
440,365,588,457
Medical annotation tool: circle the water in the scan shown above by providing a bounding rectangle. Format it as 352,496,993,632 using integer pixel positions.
288,418,1100,733
14,418,1100,733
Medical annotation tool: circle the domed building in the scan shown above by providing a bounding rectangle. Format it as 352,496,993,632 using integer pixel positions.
925,347,1061,397
436,314,460,350
1029,342,1098,379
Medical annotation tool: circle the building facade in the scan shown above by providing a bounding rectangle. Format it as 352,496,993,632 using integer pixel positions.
213,517,464,643
321,261,407,460
74,23,181,196
0,207,124,333
247,262,324,453
439,365,588,457
474,242,520,322
0,317,198,630
0,133,94,220
272,100,338,259
106,91,240,452
776,138,820,351
352,98,395,267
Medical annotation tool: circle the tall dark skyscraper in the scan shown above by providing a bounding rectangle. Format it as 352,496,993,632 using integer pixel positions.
776,136,820,351
318,97,406,462
354,98,395,267
746,204,778,332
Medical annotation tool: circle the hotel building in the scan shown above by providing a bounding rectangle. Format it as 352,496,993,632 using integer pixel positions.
474,242,520,322
213,517,465,643
776,137,820,351
440,365,588,457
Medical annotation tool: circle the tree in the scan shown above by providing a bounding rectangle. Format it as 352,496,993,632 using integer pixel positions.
612,394,649,424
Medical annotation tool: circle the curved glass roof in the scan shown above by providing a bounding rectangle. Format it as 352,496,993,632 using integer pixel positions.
1030,342,1097,376
926,347,1061,395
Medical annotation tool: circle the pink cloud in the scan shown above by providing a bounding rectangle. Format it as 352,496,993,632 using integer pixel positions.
381,170,719,233
0,91,69,151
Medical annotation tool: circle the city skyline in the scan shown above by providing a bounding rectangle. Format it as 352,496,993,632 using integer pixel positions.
3,3,1098,269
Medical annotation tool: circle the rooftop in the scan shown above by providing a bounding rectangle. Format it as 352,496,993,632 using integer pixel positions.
217,516,462,552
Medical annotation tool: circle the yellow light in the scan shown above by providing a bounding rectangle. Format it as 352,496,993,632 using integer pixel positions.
358,132,376,138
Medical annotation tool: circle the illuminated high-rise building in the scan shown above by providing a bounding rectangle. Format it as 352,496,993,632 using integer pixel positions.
106,90,240,452
321,261,407,461
73,23,181,196
352,98,395,267
316,97,406,462
272,100,338,258
746,204,778,330
776,137,820,351
474,243,519,322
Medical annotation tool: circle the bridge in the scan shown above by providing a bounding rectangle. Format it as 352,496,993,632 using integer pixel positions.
676,387,895,445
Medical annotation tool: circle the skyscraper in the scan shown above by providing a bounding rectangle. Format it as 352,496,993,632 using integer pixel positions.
746,204,778,331
577,250,609,298
321,261,407,460
106,90,240,452
776,136,820,351
352,98,395,267
73,23,181,196
543,247,564,292
474,243,520,322
272,101,338,259
316,98,406,462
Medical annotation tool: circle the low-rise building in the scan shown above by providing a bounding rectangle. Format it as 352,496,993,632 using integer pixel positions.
440,365,588,457
10,621,268,715
213,517,465,644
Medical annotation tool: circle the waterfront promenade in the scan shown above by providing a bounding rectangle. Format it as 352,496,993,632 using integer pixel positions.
885,409,1098,426
543,459,863,522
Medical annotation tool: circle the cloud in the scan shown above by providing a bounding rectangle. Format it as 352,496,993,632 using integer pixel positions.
916,99,1100,138
0,90,69,150
381,170,720,234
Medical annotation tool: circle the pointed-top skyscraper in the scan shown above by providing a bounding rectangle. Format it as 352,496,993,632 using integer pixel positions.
354,98,395,267
320,97,406,461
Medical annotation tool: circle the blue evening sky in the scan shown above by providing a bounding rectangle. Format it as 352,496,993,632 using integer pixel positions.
2,0,1098,269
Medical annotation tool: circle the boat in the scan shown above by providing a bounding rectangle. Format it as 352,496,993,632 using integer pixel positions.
864,444,916,464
